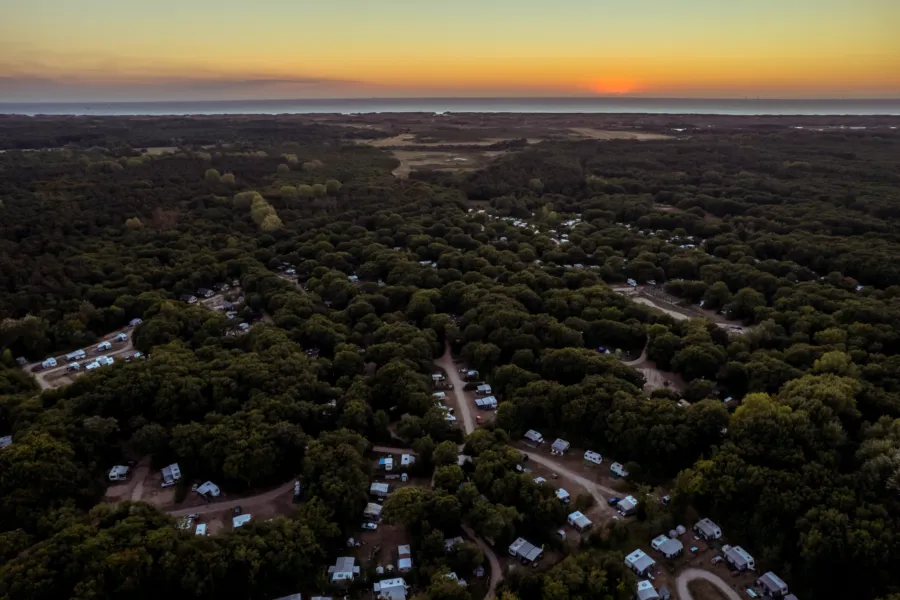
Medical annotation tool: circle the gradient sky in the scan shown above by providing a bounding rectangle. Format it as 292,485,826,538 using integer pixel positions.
2,0,898,101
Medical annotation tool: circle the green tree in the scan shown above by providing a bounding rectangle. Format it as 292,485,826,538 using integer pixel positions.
280,185,298,201
204,168,221,183
325,179,342,196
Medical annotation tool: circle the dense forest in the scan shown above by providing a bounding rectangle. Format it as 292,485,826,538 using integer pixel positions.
0,115,899,600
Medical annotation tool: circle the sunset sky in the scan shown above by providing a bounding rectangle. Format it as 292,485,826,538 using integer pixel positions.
2,0,898,101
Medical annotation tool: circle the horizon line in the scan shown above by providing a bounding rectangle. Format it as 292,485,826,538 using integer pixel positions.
3,96,900,106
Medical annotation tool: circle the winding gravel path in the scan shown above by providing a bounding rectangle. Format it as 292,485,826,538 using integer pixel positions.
436,344,476,434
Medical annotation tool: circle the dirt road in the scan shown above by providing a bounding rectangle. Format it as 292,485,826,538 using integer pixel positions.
373,445,415,455
436,344,476,435
676,569,742,600
29,337,136,391
463,525,501,599
129,461,150,502
520,450,620,506
167,480,296,517
622,344,648,367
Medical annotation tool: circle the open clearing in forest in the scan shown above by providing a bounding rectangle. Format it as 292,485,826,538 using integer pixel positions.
688,579,733,600
569,128,674,141
618,285,750,336
24,329,138,390
390,149,502,178
366,133,523,148
632,296,691,321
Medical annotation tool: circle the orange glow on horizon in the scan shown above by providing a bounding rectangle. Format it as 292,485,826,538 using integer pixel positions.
589,78,640,95
4,0,899,101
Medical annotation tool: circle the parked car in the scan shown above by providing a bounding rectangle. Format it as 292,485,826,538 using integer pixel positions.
232,506,242,516
476,415,483,424
608,497,621,506
361,522,378,530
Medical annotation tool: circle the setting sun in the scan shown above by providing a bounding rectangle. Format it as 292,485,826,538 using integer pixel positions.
589,78,640,95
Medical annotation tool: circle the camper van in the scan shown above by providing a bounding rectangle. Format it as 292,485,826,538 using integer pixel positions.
66,349,86,362
108,465,130,481
97,341,112,352
610,462,629,478
584,450,602,465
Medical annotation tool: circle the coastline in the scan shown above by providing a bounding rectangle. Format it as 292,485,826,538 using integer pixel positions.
2,97,900,116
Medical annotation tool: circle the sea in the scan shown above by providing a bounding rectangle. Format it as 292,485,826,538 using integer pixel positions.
1,97,899,116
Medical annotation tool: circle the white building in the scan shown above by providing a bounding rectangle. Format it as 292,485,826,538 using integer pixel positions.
329,556,360,584
475,395,497,409
723,545,756,571
617,495,639,516
374,577,408,600
196,481,220,498
551,439,570,455
757,572,789,597
567,511,593,531
364,503,383,520
625,549,656,576
508,537,543,563
370,482,390,498
232,514,252,528
65,349,86,361
651,534,684,558
161,463,182,486
397,544,413,572
636,580,660,600
475,384,492,395
523,430,544,444
693,518,722,540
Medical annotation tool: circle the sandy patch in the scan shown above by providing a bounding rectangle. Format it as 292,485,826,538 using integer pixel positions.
637,367,685,393
364,134,532,148
390,150,502,178
143,146,178,155
632,297,691,321
570,128,673,141
653,203,683,213
688,579,732,600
